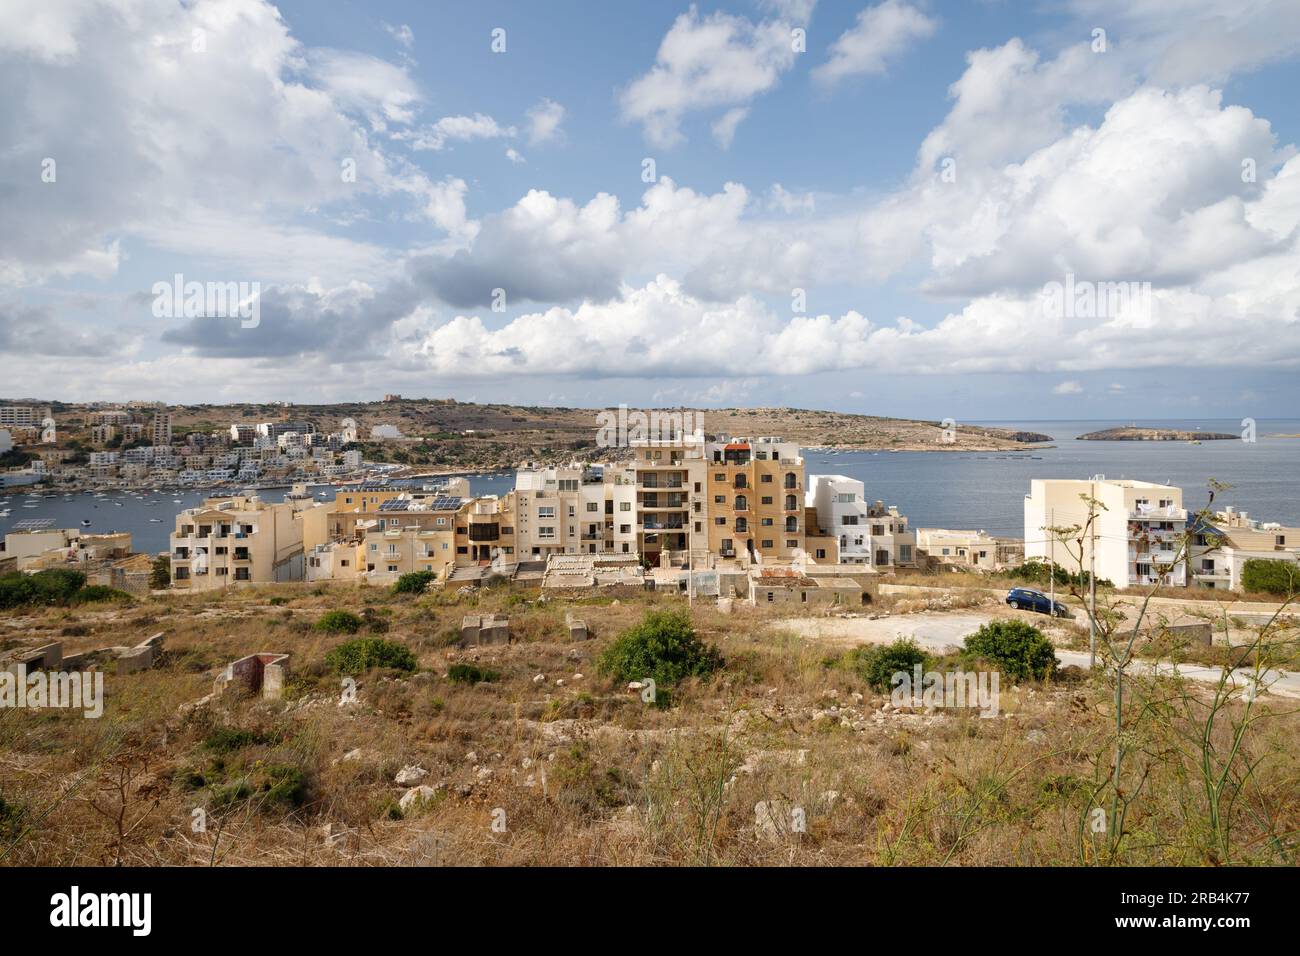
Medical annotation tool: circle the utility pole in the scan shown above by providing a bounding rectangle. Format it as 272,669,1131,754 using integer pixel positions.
1049,507,1055,610
1089,483,1097,669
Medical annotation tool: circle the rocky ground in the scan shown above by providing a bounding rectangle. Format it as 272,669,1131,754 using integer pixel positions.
1,581,1296,866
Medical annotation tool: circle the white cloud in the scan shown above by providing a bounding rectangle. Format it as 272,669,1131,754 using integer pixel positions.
383,22,414,50
812,1,938,88
506,147,526,164
526,98,566,145
619,7,798,148
401,113,517,151
1053,380,1084,395
711,107,750,149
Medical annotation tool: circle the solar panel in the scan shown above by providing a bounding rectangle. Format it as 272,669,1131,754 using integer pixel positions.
12,518,56,530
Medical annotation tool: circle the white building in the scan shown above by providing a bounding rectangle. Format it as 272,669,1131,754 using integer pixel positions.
1024,477,1188,588
807,474,916,569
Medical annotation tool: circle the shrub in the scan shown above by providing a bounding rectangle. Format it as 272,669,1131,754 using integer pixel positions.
73,585,132,604
963,619,1058,682
149,554,171,590
325,637,417,675
393,570,436,595
202,727,270,754
1241,558,1300,596
845,638,930,691
447,662,499,684
0,569,87,609
314,610,364,634
595,610,723,692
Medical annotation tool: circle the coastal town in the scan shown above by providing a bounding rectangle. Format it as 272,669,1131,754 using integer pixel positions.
2,400,1297,601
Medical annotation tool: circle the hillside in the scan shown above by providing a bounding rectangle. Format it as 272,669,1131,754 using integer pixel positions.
28,399,1053,472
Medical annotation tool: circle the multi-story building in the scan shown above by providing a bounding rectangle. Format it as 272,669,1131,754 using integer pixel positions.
169,492,322,590
808,474,916,570
1024,478,1188,588
513,463,588,559
230,423,257,445
90,424,117,447
704,437,804,566
151,411,172,446
630,441,705,566
916,528,1021,570
1188,507,1300,591
0,405,50,428
362,494,466,582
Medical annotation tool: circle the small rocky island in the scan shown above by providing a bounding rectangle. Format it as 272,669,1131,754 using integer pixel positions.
1077,427,1237,441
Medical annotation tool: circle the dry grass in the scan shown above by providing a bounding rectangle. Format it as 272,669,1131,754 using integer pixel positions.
2,581,1298,867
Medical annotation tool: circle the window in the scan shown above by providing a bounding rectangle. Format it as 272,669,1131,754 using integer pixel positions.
539,506,556,518
734,495,748,511
387,564,398,572
714,495,725,504
715,473,725,482
836,493,855,503
766,591,774,602
620,502,631,512
815,548,826,559
538,526,556,539
761,474,772,483
586,502,598,512
761,496,773,505
786,539,798,548
900,545,912,562
761,539,773,548
715,517,726,525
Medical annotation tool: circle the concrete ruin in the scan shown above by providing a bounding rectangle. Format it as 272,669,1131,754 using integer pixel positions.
460,614,510,647
2,633,165,677
214,652,290,700
564,611,589,641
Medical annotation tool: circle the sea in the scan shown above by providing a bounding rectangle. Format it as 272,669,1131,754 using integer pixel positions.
2,419,1296,552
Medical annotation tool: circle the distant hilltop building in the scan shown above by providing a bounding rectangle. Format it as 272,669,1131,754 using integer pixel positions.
370,423,403,440
382,394,402,402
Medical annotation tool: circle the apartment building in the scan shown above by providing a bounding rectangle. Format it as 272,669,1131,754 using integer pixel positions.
1188,507,1300,591
916,528,1022,571
169,493,319,590
0,405,50,427
704,437,804,566
807,474,916,570
463,493,517,563
630,440,705,566
151,412,172,446
90,424,117,447
513,463,589,558
1024,477,1188,588
362,495,466,583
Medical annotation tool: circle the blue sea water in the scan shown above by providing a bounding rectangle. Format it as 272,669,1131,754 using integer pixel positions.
2,420,1296,551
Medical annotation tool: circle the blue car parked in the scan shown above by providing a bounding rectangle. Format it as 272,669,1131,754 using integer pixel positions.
1005,587,1070,617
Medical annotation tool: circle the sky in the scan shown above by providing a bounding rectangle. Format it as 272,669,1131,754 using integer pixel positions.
1,0,1299,420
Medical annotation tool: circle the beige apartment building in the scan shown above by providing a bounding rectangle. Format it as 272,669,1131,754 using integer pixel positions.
916,528,1022,571
1188,506,1300,591
630,440,706,566
1024,478,1188,588
170,492,323,590
362,495,467,583
704,437,805,566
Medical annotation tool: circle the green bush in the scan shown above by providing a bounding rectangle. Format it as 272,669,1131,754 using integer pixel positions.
202,726,276,754
0,568,88,609
392,570,436,595
595,610,723,692
324,637,417,675
963,619,1058,682
314,610,364,634
1241,558,1300,596
997,559,1111,589
447,662,499,684
73,585,132,604
845,638,929,691
149,554,171,590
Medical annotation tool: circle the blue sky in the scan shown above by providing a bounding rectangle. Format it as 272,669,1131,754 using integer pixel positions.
2,0,1299,419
